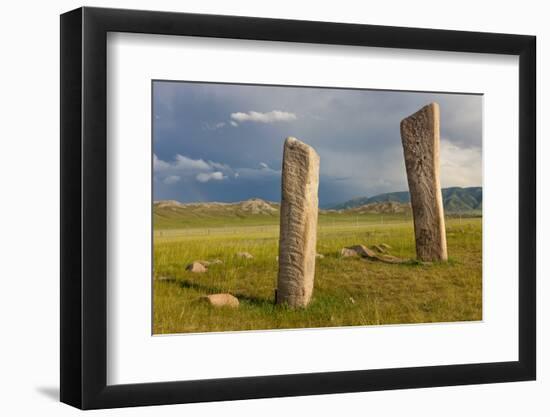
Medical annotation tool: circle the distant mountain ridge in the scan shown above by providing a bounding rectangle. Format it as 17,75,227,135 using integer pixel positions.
335,201,412,215
330,187,482,213
153,187,481,229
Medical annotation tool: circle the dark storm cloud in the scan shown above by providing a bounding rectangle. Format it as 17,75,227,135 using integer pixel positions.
153,81,482,205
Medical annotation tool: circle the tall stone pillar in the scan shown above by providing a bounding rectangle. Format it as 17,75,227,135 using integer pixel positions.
400,103,448,261
276,137,320,307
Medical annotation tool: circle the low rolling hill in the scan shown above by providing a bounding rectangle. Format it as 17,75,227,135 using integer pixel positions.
154,198,280,229
154,198,413,229
154,187,481,229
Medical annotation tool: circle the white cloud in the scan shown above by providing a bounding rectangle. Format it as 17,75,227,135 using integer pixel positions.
208,160,231,171
154,153,280,184
154,153,212,173
196,171,226,183
440,139,482,187
173,154,211,171
203,122,226,130
230,110,297,125
316,138,481,199
235,164,280,181
230,121,238,127
154,153,230,183
153,154,171,171
163,175,181,185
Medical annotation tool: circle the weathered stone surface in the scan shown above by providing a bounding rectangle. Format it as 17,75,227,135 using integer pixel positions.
376,254,409,264
277,137,320,308
372,244,387,254
347,244,378,259
186,262,207,273
201,293,239,308
236,252,253,259
400,103,448,261
341,247,359,257
342,244,409,264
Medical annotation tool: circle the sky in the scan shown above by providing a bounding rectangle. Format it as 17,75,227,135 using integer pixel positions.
153,81,482,207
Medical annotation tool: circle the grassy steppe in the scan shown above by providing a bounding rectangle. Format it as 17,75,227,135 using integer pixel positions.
153,214,482,334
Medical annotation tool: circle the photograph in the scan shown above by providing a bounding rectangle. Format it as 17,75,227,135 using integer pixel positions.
152,81,483,335
54,4,538,411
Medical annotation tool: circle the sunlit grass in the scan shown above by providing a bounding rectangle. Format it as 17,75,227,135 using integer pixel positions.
153,216,482,334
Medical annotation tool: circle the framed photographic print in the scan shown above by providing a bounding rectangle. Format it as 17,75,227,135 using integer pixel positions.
60,6,536,410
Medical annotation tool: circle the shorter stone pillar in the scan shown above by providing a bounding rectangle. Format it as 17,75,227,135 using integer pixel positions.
276,137,320,307
400,103,448,262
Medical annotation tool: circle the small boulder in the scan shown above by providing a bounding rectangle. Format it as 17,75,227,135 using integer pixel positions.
316,253,325,259
377,254,409,264
186,262,207,273
236,252,253,259
201,293,239,308
341,247,359,257
372,244,387,253
347,245,378,259
341,244,408,264
380,243,392,250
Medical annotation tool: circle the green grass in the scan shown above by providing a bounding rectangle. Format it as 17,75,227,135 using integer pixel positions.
153,215,482,334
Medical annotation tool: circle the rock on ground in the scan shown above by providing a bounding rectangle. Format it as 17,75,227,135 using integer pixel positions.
372,244,387,253
375,254,410,264
186,262,207,273
342,244,410,264
201,293,239,308
236,252,254,259
346,245,378,259
341,247,359,257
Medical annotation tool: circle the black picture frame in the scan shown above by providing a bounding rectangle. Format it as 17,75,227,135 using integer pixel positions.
60,6,536,410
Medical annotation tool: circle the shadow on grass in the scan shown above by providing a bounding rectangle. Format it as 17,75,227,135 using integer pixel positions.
178,279,272,307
